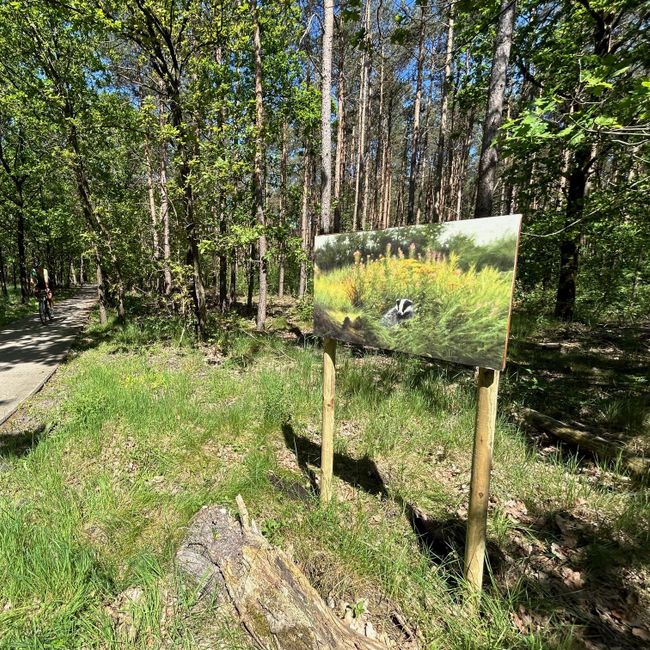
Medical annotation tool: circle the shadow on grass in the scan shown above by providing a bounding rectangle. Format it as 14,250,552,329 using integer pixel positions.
504,323,650,447
0,422,46,458
281,422,650,647
506,503,650,649
281,422,505,588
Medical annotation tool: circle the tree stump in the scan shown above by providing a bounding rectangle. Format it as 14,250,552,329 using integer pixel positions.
176,502,386,650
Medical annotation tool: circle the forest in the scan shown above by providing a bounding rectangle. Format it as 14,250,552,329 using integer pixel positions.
0,0,647,331
0,1,649,649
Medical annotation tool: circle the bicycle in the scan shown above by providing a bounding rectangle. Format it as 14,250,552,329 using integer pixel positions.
38,289,53,325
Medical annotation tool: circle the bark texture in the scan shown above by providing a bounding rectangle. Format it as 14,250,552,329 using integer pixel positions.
474,0,516,218
177,504,386,650
320,0,334,235
252,0,267,329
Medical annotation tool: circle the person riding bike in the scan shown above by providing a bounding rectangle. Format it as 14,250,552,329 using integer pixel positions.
31,262,53,307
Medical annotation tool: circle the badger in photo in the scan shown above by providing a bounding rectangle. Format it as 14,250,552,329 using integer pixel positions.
381,298,414,327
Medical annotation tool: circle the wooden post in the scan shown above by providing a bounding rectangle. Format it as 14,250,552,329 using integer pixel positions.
464,367,500,592
320,338,337,505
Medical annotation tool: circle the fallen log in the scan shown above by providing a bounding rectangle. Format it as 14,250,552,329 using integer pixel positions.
518,407,650,477
176,500,387,650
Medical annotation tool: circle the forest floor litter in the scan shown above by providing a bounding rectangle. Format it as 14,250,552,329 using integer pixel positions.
0,298,648,649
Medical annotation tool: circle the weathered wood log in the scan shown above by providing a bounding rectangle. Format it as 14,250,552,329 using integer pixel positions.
519,407,650,477
176,502,387,650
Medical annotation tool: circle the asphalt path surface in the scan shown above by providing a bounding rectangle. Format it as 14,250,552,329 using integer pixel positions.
0,286,97,425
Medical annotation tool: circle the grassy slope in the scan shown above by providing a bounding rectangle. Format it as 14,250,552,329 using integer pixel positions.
0,288,37,328
0,311,648,649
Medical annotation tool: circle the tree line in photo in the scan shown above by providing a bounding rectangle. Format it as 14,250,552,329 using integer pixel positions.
0,0,647,336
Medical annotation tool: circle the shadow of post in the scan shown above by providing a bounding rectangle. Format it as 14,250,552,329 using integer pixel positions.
0,422,46,458
280,422,505,586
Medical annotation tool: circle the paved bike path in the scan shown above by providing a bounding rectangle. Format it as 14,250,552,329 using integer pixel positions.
0,286,97,425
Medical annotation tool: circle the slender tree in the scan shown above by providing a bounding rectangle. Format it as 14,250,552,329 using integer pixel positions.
474,0,516,218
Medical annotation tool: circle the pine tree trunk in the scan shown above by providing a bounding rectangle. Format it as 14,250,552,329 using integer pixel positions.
407,6,426,225
474,0,516,218
333,25,346,234
352,0,370,231
298,149,311,299
433,10,454,222
252,0,267,330
278,121,288,296
321,0,334,235
373,48,385,229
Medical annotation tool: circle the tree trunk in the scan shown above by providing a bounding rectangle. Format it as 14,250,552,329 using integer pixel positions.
298,149,311,299
321,0,334,235
352,0,370,231
218,203,228,312
333,25,346,234
554,9,613,321
0,245,8,297
144,139,159,285
159,140,172,296
474,0,516,218
230,253,237,305
373,47,385,229
381,95,394,228
433,10,454,222
252,1,267,330
66,114,125,321
95,253,108,325
247,243,255,313
407,5,426,225
16,196,28,304
278,121,288,296
177,504,387,650
554,145,589,320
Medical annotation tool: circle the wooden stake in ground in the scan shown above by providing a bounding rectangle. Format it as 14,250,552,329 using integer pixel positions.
320,337,337,505
464,367,500,592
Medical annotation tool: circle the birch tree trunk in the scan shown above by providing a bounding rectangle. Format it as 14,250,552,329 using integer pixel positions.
474,0,516,218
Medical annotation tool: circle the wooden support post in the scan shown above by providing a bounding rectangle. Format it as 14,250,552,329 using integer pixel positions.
464,367,500,593
320,337,337,505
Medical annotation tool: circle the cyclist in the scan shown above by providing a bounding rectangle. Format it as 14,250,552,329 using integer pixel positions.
31,261,53,307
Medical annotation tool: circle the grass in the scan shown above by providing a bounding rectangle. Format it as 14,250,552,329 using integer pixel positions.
0,303,648,648
0,288,37,328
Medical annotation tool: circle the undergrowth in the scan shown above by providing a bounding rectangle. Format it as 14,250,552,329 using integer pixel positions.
0,302,648,648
